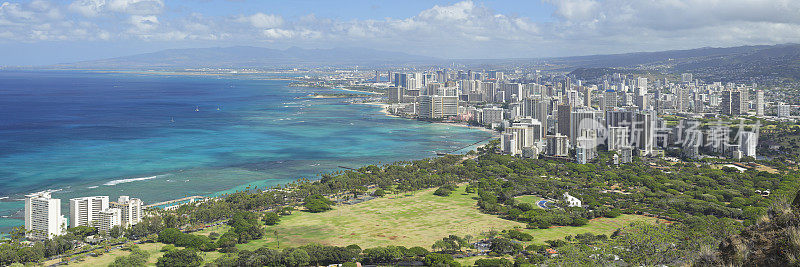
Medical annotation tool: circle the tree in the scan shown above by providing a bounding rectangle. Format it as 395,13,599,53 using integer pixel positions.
424,253,459,266
67,226,97,239
279,207,294,215
475,258,512,267
109,225,124,239
304,195,333,213
373,188,386,197
109,246,150,267
285,248,310,267
434,187,453,197
490,238,522,255
156,249,202,267
263,212,280,226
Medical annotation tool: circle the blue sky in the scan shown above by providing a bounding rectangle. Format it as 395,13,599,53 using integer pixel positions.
1,0,799,66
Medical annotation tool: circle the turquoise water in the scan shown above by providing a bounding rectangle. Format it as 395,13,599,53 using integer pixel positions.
0,71,493,233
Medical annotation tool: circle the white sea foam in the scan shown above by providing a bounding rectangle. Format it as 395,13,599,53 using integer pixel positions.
103,175,160,186
87,186,99,189
0,197,8,200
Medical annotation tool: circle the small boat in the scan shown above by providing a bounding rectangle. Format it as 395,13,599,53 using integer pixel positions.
195,106,200,112
170,117,175,123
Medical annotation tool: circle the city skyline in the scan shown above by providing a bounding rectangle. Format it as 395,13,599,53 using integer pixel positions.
2,0,800,65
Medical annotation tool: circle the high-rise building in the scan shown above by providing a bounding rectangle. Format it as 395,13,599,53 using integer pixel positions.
570,109,603,144
387,87,404,103
489,70,504,81
632,111,656,156
481,107,504,125
418,95,458,119
97,208,121,233
606,108,633,128
636,77,647,96
25,192,66,239
501,133,519,156
755,90,765,116
111,196,143,228
506,125,533,153
738,131,758,158
733,90,747,115
681,73,693,84
584,87,593,107
567,90,580,108
69,196,109,228
720,89,745,116
721,90,733,115
607,126,630,151
546,134,569,157
557,104,571,137
603,89,617,116
575,136,596,164
778,104,792,117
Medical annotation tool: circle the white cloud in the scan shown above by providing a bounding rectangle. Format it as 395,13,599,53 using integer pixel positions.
128,15,158,32
68,0,105,17
237,13,283,28
3,0,800,59
107,0,162,15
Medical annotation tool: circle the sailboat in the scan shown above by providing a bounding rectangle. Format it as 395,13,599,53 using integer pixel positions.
170,117,175,123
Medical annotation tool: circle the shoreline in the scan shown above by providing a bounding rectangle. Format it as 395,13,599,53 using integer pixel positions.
1,91,495,233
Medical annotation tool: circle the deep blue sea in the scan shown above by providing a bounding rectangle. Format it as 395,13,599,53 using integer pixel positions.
0,70,492,234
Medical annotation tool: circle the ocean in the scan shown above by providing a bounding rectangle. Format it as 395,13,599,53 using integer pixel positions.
0,70,493,234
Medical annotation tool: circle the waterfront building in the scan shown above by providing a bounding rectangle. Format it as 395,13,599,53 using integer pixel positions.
25,192,66,239
481,107,504,125
387,87,404,103
418,95,458,119
111,196,144,227
69,196,109,228
97,208,121,233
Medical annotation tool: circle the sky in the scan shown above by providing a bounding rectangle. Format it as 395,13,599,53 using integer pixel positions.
1,0,800,66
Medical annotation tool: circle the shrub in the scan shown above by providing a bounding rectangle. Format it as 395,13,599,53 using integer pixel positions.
475,258,513,267
434,187,453,197
263,212,280,225
156,249,202,267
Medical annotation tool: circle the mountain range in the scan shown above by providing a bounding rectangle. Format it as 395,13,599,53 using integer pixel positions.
53,46,440,69
49,44,800,82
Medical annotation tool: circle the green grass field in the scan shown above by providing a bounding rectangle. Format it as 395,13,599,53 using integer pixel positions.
520,214,660,244
64,186,660,266
63,241,223,267
514,195,543,207
244,186,527,249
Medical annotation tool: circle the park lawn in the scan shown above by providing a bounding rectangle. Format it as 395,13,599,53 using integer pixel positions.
250,186,526,249
520,214,661,244
514,195,543,208
66,242,223,267
455,255,513,266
